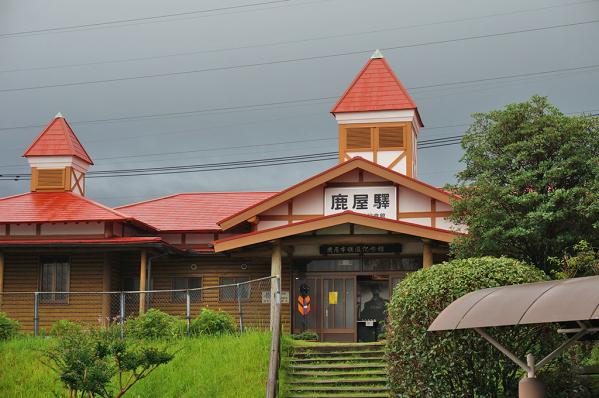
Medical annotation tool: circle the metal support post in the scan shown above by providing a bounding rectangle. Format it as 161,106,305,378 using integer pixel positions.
33,292,39,337
119,291,125,338
186,289,191,337
237,283,244,333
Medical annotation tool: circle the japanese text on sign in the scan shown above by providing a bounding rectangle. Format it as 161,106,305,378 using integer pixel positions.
324,186,397,219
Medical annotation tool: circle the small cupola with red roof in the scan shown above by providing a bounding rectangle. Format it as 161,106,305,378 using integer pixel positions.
23,113,93,195
331,50,423,178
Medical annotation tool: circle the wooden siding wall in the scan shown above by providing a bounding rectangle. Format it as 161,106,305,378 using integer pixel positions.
1,252,106,332
147,257,292,332
1,251,291,333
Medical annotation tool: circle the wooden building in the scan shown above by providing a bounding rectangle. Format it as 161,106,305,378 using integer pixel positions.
0,51,465,341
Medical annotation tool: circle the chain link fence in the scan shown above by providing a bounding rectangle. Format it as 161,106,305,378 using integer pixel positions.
0,276,279,337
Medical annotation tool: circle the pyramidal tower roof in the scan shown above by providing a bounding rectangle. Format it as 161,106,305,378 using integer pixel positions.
23,113,93,165
331,50,423,126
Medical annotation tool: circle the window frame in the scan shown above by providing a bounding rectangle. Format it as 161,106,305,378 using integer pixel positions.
171,276,202,303
219,276,251,302
39,256,70,304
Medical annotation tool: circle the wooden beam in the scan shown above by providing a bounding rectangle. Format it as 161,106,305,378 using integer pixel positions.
270,241,282,329
0,252,4,310
102,254,111,326
139,250,148,314
422,239,433,268
215,213,460,252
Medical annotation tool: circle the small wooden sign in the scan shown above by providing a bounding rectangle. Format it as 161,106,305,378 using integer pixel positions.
262,291,290,304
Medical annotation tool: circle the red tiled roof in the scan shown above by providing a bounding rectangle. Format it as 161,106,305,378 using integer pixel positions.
23,115,93,164
0,192,132,223
331,54,423,126
116,192,276,232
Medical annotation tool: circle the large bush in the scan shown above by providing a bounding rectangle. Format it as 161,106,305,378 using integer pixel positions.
386,257,589,397
126,309,182,339
190,309,236,336
0,312,19,340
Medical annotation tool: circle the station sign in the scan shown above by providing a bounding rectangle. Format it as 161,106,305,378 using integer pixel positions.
324,186,397,219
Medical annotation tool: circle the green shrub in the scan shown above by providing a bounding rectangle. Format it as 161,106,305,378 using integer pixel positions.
290,331,319,341
386,257,589,397
190,309,236,336
126,309,182,339
0,312,19,340
49,320,83,338
45,329,174,397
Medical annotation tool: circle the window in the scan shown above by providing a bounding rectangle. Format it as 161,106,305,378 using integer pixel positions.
378,126,404,148
172,277,202,303
219,277,250,302
40,257,69,304
343,125,407,152
346,127,372,150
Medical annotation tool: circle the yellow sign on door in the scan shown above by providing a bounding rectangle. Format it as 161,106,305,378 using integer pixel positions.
329,291,338,305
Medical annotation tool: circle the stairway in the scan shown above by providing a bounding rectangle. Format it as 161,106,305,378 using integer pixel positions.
285,342,389,398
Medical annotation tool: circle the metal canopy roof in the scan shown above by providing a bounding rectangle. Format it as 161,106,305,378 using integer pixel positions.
429,275,599,331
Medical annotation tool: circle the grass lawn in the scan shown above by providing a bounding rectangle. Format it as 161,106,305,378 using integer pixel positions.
0,331,271,398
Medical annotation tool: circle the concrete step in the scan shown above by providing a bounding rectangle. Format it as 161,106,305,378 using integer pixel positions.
289,363,385,370
288,386,388,392
292,350,385,358
288,378,387,385
287,394,389,398
289,370,387,378
290,356,383,363
292,343,384,353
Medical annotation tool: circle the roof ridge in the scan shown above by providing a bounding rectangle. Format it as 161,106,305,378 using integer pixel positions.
115,191,278,209
61,117,94,165
0,192,30,203
379,57,418,109
69,192,132,219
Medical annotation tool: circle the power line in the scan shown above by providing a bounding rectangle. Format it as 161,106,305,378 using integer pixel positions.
2,110,597,181
2,63,599,134
1,19,597,94
0,0,297,38
1,0,594,74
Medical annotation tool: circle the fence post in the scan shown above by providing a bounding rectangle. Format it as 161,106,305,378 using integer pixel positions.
237,283,244,333
119,291,125,338
33,292,39,337
266,276,282,398
186,289,191,337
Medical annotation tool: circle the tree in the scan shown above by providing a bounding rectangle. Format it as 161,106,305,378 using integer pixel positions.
550,240,599,279
386,257,590,397
44,328,174,398
449,96,599,269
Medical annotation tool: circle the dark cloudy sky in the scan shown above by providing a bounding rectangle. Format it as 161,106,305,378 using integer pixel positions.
1,0,598,206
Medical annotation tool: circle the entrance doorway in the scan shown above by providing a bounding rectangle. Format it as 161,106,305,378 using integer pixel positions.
292,256,419,342
357,276,389,342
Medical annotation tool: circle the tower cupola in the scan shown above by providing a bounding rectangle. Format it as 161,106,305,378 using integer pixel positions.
23,113,93,195
331,50,423,177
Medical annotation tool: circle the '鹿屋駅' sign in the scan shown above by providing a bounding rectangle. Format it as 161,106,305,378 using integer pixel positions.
324,186,397,219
